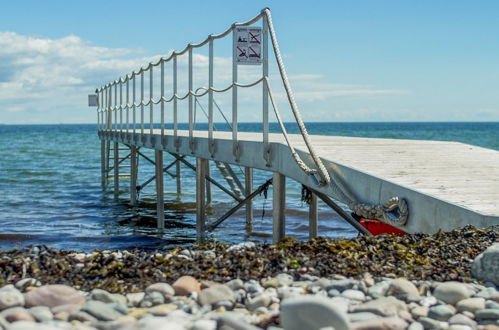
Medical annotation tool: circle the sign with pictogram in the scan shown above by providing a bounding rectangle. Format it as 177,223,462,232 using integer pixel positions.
234,27,262,65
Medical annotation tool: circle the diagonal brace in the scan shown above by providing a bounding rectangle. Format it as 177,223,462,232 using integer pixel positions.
169,153,243,203
137,156,185,192
208,178,273,231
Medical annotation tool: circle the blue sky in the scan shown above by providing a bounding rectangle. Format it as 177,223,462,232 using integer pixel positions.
1,0,498,123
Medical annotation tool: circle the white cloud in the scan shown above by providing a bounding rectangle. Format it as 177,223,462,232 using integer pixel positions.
0,31,410,124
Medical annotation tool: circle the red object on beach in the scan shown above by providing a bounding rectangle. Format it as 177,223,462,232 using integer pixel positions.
359,219,407,236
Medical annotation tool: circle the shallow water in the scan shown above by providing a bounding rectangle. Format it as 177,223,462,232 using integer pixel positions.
0,122,497,251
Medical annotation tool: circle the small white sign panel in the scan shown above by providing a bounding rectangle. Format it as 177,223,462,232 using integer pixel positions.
235,27,262,65
88,94,99,107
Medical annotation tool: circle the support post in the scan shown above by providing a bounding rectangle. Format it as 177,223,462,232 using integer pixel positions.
206,160,212,205
245,167,253,231
155,150,164,229
100,140,106,189
196,158,207,243
113,142,119,199
176,158,182,198
309,192,318,239
272,172,286,243
130,146,138,206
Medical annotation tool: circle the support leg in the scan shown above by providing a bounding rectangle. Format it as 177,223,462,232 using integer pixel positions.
309,192,318,239
272,172,286,243
176,158,182,199
206,160,212,205
130,146,138,206
245,167,253,231
100,140,106,189
196,158,207,243
114,142,119,199
155,149,164,229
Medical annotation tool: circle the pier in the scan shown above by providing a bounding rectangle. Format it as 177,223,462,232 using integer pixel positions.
89,9,499,242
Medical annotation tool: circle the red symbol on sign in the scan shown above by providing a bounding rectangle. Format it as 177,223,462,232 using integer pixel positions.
249,31,260,44
237,46,248,58
248,47,260,58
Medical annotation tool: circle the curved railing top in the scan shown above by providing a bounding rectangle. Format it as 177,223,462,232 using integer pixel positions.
95,9,266,92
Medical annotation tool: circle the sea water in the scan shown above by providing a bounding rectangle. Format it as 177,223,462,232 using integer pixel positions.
0,122,498,251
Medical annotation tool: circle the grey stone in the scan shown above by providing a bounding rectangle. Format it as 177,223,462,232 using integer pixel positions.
201,250,216,259
190,319,217,330
368,281,390,298
0,306,35,322
418,317,449,329
246,293,271,311
341,289,365,301
81,300,123,321
216,312,260,330
277,286,304,300
448,325,473,330
386,279,420,301
244,280,263,295
14,278,41,291
90,289,126,305
475,287,498,299
351,317,408,330
225,279,244,291
485,300,499,309
327,279,357,292
448,313,477,328
28,306,53,322
353,296,408,317
6,321,61,330
475,308,499,320
0,286,24,310
24,285,84,308
214,300,234,311
410,306,429,318
140,291,164,307
433,282,471,305
327,289,341,297
126,292,145,307
348,312,381,322
472,243,499,285
226,242,256,252
456,297,485,313
109,302,128,315
68,310,98,322
408,322,424,330
428,304,455,321
198,284,234,306
145,282,175,298
280,295,349,330
275,273,294,286
419,296,438,307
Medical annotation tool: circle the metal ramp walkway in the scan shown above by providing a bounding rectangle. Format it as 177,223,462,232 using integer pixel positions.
89,8,499,242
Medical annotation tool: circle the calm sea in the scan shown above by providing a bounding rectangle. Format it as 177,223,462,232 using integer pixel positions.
0,122,498,251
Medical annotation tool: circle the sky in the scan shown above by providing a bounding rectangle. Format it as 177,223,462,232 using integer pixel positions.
0,0,498,124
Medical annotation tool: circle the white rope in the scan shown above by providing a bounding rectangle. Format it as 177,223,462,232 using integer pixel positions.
263,9,330,187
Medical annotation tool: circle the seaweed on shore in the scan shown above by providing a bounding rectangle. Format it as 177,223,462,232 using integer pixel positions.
0,225,497,292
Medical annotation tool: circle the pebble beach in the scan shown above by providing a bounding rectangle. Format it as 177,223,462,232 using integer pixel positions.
0,226,498,330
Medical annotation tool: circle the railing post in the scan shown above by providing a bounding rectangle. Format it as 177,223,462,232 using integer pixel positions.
262,15,270,166
149,67,154,144
114,84,117,136
160,60,165,146
309,192,318,239
208,38,215,157
176,156,182,198
272,172,286,243
100,140,106,189
119,82,123,136
140,71,144,143
206,160,212,205
196,157,207,242
132,76,137,141
232,28,239,161
173,56,179,150
126,79,130,141
188,48,194,153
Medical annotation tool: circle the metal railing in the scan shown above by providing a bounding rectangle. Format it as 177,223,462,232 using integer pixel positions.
94,8,331,188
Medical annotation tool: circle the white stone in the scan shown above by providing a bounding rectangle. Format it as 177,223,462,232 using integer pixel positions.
351,317,408,330
0,286,24,310
280,295,350,330
341,289,366,301
433,282,471,305
198,284,234,306
353,296,408,317
472,243,499,285
456,297,485,313
386,279,420,300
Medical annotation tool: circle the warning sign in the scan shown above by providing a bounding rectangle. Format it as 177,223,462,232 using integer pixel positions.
234,27,262,65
